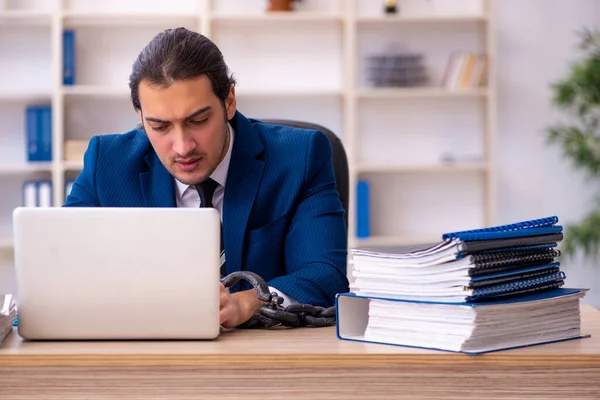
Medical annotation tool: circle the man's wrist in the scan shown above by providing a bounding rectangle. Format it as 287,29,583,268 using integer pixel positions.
232,289,267,325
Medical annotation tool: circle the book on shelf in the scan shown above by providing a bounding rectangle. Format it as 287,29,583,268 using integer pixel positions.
441,52,487,90
356,180,370,238
0,294,16,345
22,180,52,207
25,105,52,162
21,180,75,206
63,30,76,85
336,216,591,354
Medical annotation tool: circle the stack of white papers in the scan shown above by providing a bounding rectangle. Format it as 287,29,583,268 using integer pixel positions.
362,288,586,353
0,294,16,345
349,244,564,303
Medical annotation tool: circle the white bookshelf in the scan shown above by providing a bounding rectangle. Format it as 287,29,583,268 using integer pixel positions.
356,87,488,99
0,0,497,265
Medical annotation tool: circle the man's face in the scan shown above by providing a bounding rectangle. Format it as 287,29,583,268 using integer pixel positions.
138,75,237,185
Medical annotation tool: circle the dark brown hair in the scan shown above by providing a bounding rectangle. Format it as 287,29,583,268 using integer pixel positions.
129,27,236,111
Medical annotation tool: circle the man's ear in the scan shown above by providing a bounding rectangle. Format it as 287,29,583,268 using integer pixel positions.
225,86,237,120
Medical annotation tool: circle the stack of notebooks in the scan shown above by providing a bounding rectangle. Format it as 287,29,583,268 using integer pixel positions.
336,216,590,354
1,294,16,345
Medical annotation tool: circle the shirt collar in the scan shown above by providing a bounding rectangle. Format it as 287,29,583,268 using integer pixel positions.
174,122,235,197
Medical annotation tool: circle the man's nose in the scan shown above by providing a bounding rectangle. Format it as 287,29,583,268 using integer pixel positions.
172,128,196,156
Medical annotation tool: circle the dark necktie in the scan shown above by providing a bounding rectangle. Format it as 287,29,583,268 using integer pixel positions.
194,179,226,277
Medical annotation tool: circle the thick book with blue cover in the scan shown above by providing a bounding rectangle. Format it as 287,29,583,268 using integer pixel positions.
336,288,589,354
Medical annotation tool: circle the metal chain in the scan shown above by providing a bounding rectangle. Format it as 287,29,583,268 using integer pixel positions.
221,271,336,329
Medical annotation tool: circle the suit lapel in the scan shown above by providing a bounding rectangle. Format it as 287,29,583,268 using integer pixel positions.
140,151,176,207
223,111,265,274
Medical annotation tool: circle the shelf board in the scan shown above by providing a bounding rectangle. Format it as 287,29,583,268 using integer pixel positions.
211,12,342,23
236,89,342,97
0,238,14,262
0,89,52,102
357,87,488,99
0,10,52,24
357,162,488,173
0,163,53,176
62,85,129,97
352,235,439,248
357,14,488,24
0,237,13,249
62,86,341,98
62,11,199,26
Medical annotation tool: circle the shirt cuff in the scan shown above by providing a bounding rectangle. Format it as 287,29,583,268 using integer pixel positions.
268,286,298,307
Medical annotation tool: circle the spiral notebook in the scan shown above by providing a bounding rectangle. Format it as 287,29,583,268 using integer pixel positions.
467,247,560,276
442,216,562,241
350,268,565,303
352,216,564,264
469,262,561,288
350,217,565,303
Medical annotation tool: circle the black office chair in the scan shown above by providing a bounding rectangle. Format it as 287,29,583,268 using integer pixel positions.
260,119,349,229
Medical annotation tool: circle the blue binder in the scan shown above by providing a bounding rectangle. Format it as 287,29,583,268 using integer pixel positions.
63,30,76,85
24,105,52,162
336,288,589,354
356,180,370,238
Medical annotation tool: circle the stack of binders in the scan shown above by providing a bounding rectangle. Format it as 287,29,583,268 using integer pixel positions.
336,216,590,354
0,294,16,345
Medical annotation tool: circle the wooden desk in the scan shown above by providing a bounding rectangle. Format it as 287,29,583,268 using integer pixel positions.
1,305,599,400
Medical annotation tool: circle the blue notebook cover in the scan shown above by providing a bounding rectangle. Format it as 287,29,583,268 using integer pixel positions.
443,216,562,241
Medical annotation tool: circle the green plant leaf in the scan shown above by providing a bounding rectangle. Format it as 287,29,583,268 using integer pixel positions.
561,205,600,260
547,26,600,262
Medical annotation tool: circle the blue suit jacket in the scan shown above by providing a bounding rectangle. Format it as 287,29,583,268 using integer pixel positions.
64,111,349,307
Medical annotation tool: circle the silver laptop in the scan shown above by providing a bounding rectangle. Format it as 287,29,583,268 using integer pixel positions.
12,207,221,340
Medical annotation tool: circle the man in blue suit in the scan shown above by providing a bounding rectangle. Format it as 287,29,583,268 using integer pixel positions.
64,27,349,328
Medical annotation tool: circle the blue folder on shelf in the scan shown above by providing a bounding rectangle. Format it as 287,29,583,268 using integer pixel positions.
336,288,589,355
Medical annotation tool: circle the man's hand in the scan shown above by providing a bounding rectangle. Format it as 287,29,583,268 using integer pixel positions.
219,283,267,329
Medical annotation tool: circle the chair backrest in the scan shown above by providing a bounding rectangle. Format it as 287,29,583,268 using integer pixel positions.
260,119,349,229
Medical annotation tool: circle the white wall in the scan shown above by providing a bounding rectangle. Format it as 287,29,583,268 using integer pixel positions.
495,0,600,306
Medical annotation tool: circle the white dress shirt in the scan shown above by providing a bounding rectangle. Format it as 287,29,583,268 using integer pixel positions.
174,123,297,307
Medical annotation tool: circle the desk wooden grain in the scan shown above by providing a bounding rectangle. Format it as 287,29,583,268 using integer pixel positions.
1,305,599,399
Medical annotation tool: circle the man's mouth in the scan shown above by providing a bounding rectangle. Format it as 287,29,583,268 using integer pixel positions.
176,158,201,171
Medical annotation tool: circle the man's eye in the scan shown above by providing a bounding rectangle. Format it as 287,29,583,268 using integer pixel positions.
151,125,167,132
190,118,208,125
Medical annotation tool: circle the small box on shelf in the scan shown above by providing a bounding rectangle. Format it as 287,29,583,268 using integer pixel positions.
365,50,429,88
64,139,88,163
